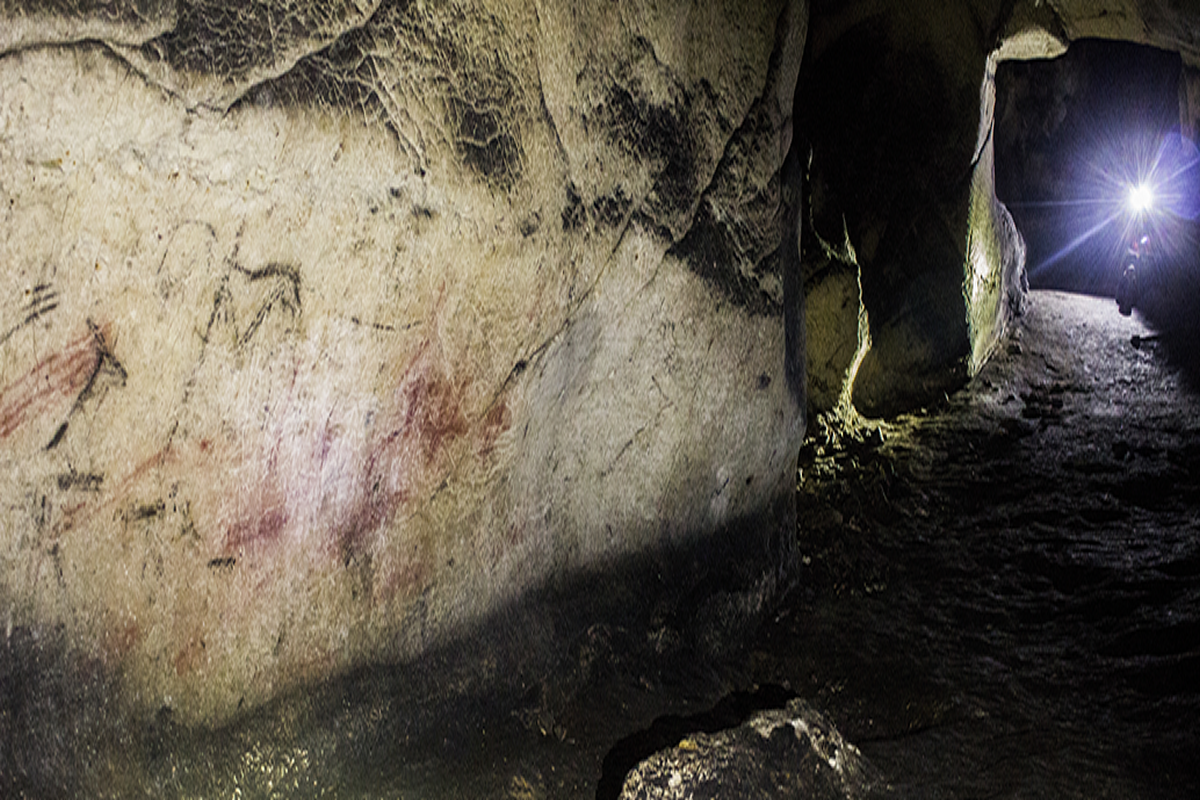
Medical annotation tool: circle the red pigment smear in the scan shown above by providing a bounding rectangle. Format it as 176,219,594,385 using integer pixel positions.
477,398,511,459
224,506,288,552
55,441,176,536
403,371,470,464
208,341,510,568
332,355,469,559
173,635,206,677
0,330,100,439
99,619,142,664
377,550,432,603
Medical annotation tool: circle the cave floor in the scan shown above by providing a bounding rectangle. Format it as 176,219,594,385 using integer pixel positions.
754,288,1200,799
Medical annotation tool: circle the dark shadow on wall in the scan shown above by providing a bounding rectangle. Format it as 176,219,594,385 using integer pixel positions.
1,491,798,798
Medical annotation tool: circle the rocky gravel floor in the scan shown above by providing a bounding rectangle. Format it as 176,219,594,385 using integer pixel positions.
751,289,1200,798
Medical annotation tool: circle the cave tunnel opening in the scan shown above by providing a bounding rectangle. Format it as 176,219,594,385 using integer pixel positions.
995,39,1198,303
774,30,1200,800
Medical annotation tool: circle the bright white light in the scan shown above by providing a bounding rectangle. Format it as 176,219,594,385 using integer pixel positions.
1129,183,1154,214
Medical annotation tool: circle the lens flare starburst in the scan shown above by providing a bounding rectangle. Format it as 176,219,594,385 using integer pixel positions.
1020,130,1200,286
1128,183,1154,214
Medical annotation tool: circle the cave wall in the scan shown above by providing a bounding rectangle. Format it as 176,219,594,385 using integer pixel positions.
967,57,1029,373
0,0,807,731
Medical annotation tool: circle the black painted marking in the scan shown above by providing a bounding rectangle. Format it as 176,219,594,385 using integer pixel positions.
519,213,540,238
349,316,399,334
591,188,631,228
46,321,130,450
561,184,586,231
2,283,60,347
45,422,68,451
128,500,166,522
56,470,104,492
234,262,301,347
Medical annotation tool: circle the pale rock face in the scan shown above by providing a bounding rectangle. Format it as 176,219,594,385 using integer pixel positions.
0,0,807,726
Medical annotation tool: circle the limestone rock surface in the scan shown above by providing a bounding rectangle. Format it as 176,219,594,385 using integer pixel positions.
0,0,807,732
799,0,1023,418
618,698,879,800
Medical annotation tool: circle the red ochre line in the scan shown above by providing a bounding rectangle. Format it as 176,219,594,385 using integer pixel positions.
0,332,100,439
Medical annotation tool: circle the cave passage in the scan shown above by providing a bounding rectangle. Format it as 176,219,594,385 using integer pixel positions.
752,289,1200,798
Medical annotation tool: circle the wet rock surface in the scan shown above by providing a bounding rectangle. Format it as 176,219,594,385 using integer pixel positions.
754,289,1200,797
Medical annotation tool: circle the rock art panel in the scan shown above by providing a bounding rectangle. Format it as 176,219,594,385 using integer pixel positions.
0,0,808,737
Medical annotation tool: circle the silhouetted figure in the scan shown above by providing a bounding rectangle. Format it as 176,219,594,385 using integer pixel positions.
1116,234,1146,316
